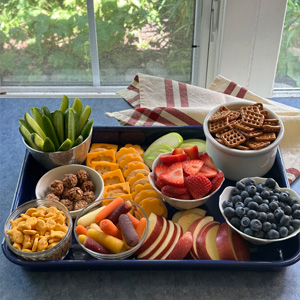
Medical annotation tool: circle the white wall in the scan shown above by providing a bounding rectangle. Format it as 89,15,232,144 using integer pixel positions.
217,0,287,97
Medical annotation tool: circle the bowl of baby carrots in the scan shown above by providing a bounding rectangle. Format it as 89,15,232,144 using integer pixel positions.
74,197,149,260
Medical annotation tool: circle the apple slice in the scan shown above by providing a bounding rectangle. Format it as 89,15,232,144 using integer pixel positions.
216,222,250,261
149,221,178,259
179,138,206,152
135,213,163,255
196,221,220,260
177,213,204,234
188,216,214,259
171,208,207,223
143,143,174,157
137,217,169,259
161,223,183,259
166,231,193,260
146,132,183,150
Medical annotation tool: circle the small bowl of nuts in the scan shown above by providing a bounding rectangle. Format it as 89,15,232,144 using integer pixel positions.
203,101,284,181
4,199,73,261
35,164,104,218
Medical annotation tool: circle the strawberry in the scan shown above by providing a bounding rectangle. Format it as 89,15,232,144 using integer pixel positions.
210,171,225,193
198,165,218,178
154,178,166,190
161,184,188,195
183,145,199,160
159,153,187,164
154,164,169,179
172,148,184,155
199,153,218,171
184,175,212,199
176,193,192,200
182,159,204,175
159,162,185,187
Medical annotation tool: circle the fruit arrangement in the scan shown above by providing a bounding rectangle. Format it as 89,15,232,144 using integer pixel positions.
221,177,300,240
152,147,225,200
19,96,93,152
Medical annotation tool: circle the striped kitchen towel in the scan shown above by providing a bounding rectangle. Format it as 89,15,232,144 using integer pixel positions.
106,73,300,184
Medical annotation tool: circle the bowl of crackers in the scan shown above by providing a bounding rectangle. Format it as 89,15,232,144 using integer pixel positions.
203,100,284,181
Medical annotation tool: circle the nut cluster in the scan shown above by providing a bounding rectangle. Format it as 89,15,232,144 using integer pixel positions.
46,170,96,211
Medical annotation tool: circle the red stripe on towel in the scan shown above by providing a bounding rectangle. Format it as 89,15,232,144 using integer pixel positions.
133,74,139,83
127,94,140,108
236,87,247,98
179,82,189,107
286,168,300,184
126,109,143,126
127,85,139,93
224,82,237,95
165,78,175,107
163,108,202,125
140,108,177,126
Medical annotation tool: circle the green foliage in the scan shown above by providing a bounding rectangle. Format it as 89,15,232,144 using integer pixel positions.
276,0,300,87
0,0,194,85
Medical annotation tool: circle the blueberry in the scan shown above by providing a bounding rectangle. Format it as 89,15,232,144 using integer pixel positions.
274,208,284,219
291,219,300,229
253,195,263,204
267,229,280,239
278,192,289,203
269,195,279,202
244,178,256,186
278,201,285,208
230,217,241,228
288,225,295,234
246,185,257,196
256,183,265,193
280,215,291,227
292,210,300,219
235,201,245,208
262,199,270,205
241,216,251,227
247,201,259,210
258,203,269,213
269,200,279,211
250,219,262,231
235,206,246,218
262,221,272,232
267,212,275,223
283,205,292,216
272,223,278,230
224,207,236,218
292,204,300,211
254,230,265,238
222,199,233,209
241,190,250,199
231,195,242,205
257,212,267,223
236,181,245,190
288,197,299,206
244,227,254,236
279,226,289,238
261,190,270,199
231,187,241,196
265,178,277,189
247,209,258,219
244,197,253,207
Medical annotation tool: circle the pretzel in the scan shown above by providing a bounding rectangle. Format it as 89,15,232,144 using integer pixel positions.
221,129,246,148
208,106,230,123
246,140,271,150
254,133,277,142
241,111,265,128
208,118,230,133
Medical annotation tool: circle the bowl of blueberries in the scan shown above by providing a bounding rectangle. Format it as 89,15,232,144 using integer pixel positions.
219,177,300,245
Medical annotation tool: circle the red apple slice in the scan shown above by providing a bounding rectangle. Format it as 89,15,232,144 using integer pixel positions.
188,216,214,259
161,223,183,259
135,213,164,255
177,213,204,234
166,231,193,260
196,221,220,260
137,217,169,259
148,220,177,259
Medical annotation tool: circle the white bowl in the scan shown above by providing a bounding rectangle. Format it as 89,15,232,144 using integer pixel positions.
35,164,104,218
219,177,300,245
203,101,284,181
148,152,224,210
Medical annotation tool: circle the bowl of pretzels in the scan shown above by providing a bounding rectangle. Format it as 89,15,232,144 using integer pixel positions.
203,100,284,181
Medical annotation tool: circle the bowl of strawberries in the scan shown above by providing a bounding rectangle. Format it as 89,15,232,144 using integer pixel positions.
148,146,225,210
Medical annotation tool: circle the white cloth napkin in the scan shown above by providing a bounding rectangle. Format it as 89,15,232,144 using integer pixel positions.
106,73,300,185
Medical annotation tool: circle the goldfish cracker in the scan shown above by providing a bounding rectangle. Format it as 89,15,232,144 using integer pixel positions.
9,217,24,228
86,149,116,167
76,206,105,227
13,243,22,251
90,161,120,175
86,228,124,254
35,219,47,235
54,223,68,233
119,155,144,170
124,144,144,156
32,235,39,252
7,227,24,244
116,147,139,163
23,229,38,235
50,230,65,240
123,162,150,179
25,207,37,216
90,143,118,154
31,206,47,217
37,236,48,251
101,169,125,186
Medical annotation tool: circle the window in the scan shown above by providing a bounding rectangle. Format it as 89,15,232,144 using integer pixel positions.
0,0,215,94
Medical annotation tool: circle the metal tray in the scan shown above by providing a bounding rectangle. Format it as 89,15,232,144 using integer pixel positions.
2,126,300,271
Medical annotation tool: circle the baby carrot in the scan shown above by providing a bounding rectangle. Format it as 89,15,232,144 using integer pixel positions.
95,197,124,223
75,224,87,236
135,217,147,239
127,212,139,228
100,219,122,239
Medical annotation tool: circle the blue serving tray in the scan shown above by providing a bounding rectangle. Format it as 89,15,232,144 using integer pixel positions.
2,126,300,271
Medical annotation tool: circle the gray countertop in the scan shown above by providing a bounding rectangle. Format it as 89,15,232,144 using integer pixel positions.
1,97,300,300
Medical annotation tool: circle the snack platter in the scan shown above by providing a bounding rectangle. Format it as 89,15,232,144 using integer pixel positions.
2,126,300,271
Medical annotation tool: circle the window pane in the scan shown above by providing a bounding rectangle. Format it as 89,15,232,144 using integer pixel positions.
0,1,92,86
95,0,195,85
274,0,300,89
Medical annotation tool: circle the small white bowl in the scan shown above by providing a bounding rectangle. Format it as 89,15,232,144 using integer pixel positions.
203,101,284,181
36,164,104,218
219,177,300,245
148,153,224,210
